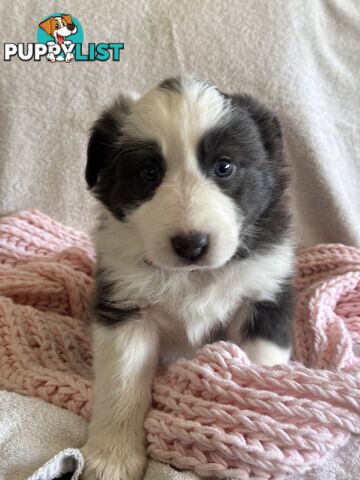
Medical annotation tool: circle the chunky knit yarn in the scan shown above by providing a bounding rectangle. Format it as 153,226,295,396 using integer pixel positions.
0,210,94,419
0,210,359,479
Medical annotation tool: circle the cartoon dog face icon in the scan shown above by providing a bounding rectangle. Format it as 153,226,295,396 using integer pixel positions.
39,14,77,44
39,14,77,62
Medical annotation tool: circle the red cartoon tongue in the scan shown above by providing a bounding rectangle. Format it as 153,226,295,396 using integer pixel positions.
57,34,64,44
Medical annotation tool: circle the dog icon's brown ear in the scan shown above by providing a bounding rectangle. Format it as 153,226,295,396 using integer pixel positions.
39,17,54,35
62,14,73,25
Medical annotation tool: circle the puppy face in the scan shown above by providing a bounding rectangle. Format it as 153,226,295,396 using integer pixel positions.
86,77,287,271
39,15,77,41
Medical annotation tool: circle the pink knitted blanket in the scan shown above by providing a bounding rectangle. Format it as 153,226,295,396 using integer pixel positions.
0,210,359,479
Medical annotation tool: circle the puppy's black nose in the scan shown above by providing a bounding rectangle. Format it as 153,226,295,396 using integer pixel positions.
67,23,76,31
171,232,209,261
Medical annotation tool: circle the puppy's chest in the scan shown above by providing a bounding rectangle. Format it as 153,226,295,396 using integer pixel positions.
162,272,242,321
147,265,247,347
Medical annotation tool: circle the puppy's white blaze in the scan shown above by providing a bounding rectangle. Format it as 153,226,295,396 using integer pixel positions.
129,174,241,270
124,77,230,167
241,338,291,366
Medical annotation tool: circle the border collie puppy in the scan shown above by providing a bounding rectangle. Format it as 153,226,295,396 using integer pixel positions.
82,76,294,480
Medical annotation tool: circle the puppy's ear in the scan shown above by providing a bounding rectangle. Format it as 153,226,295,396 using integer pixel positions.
62,14,72,25
86,95,135,189
230,95,283,160
39,17,55,35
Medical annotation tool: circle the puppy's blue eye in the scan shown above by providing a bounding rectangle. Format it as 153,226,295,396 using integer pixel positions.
140,163,161,183
215,158,235,178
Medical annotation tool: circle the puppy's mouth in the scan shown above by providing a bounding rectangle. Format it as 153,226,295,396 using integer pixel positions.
55,30,74,43
56,34,65,44
142,255,218,272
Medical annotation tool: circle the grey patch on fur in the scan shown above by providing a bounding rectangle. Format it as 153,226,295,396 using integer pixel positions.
242,279,294,347
158,76,182,93
197,94,291,256
86,95,132,189
94,269,140,326
87,105,166,220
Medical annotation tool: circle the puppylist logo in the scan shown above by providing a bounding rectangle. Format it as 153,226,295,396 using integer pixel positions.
4,13,124,62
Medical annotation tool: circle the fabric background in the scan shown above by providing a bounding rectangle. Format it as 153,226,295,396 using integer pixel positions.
0,0,359,247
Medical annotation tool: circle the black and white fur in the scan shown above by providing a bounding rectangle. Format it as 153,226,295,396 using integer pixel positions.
82,76,294,480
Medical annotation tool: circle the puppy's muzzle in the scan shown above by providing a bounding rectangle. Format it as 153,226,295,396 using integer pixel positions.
67,23,76,31
171,232,209,262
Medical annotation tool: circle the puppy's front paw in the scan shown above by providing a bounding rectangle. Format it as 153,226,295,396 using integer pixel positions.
241,338,291,366
81,442,147,480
